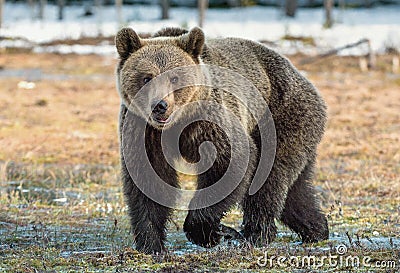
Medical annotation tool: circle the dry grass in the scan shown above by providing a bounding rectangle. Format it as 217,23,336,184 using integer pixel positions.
0,52,399,272
0,54,119,165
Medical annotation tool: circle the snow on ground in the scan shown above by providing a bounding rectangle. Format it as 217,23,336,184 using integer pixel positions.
0,3,399,55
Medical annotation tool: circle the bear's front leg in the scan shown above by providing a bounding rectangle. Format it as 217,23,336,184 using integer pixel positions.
120,106,178,254
183,132,255,248
184,209,244,247
123,161,179,254
123,169,171,254
183,208,222,247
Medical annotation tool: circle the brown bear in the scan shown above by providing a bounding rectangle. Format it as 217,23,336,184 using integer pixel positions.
116,26,329,254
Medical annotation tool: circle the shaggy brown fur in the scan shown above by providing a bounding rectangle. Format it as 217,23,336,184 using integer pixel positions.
116,27,329,254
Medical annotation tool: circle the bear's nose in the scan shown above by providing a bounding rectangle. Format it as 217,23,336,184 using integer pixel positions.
151,100,168,115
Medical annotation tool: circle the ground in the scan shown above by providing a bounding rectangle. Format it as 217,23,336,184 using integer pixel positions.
0,51,399,272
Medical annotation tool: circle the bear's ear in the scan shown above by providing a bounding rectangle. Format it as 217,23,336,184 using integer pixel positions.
115,28,142,59
178,27,205,60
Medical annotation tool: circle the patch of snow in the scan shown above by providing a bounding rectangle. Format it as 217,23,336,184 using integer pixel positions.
33,44,116,55
1,3,399,55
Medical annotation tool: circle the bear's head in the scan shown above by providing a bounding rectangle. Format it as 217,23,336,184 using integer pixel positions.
116,27,206,129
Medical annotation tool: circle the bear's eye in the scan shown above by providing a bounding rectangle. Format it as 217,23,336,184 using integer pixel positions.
143,77,152,84
170,76,179,84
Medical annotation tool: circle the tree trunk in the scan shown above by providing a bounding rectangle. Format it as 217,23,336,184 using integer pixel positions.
160,0,169,20
285,0,297,17
198,0,208,28
38,0,47,20
324,0,333,28
95,0,103,36
116,0,123,25
57,0,65,21
0,0,4,29
28,0,35,20
366,39,376,69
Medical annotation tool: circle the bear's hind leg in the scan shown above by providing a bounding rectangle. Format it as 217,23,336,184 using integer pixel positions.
279,160,329,243
242,168,282,246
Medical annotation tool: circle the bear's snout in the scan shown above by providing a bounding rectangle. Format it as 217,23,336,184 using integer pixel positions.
151,99,172,124
151,100,168,115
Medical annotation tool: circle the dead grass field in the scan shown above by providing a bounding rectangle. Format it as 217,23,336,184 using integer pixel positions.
0,52,399,272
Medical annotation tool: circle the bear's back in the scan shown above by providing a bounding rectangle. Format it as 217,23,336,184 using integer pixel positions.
202,37,273,101
204,37,323,108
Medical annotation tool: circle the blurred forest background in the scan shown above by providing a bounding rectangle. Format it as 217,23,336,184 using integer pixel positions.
1,0,400,27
